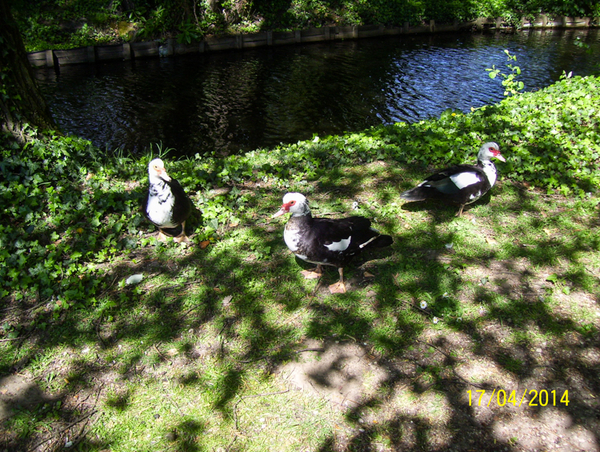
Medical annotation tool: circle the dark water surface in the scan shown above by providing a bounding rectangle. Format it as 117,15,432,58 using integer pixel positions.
35,28,600,157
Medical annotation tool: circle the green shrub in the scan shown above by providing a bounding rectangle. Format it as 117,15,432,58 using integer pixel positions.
11,0,600,52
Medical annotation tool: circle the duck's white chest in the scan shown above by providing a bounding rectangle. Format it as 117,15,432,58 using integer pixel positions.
146,189,176,227
283,224,302,253
482,162,498,187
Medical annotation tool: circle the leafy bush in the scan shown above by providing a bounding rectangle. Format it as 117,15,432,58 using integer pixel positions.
11,0,600,52
0,135,130,306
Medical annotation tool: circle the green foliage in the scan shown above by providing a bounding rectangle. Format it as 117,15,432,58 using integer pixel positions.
487,49,525,97
0,133,256,315
0,74,598,335
232,75,599,196
506,0,599,19
177,20,203,44
0,135,124,307
11,0,600,52
1,74,599,451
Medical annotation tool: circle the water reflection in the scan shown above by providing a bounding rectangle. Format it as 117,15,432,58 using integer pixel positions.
35,28,599,157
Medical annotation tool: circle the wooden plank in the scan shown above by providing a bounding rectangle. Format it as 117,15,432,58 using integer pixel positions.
406,24,430,34
122,43,132,60
27,51,49,67
27,15,597,70
86,46,95,63
272,31,296,46
531,15,547,27
54,47,91,65
243,32,269,48
545,18,561,27
174,42,200,55
205,35,238,51
557,16,587,27
131,41,159,58
380,27,403,36
96,44,124,62
358,24,383,38
335,26,356,39
435,23,460,33
45,50,55,67
301,28,326,42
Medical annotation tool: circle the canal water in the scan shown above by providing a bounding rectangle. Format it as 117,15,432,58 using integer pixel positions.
35,28,600,157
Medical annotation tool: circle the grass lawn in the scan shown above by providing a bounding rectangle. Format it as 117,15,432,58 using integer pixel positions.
1,75,599,451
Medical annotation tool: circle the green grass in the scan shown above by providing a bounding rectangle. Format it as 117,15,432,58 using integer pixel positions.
1,76,600,451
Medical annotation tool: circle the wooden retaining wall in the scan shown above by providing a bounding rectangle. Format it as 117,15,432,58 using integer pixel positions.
27,16,594,69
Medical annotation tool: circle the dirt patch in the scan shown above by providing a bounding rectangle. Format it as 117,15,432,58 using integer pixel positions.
275,253,600,451
0,375,51,421
277,331,600,451
279,339,388,409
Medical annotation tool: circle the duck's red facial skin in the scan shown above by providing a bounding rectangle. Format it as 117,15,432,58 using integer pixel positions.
273,200,298,217
490,148,506,162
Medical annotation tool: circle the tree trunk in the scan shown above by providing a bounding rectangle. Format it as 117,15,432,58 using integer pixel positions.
0,0,57,144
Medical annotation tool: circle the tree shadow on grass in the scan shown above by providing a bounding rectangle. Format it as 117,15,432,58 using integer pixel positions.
1,153,599,451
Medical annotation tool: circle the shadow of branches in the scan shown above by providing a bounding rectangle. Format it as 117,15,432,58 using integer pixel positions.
1,130,599,451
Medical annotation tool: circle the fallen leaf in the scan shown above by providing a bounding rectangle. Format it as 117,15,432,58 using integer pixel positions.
200,240,210,249
364,271,375,278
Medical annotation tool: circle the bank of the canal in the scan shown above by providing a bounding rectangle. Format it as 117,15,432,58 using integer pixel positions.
27,15,595,69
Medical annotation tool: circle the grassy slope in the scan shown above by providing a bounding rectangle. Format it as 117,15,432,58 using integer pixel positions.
0,76,599,451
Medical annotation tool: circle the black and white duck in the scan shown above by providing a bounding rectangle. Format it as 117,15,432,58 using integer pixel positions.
401,142,505,216
273,192,393,293
143,158,192,242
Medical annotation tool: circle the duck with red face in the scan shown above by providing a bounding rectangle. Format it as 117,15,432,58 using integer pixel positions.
273,193,393,293
401,142,505,216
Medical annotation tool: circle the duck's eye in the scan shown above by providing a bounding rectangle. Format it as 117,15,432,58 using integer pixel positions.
290,200,296,205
